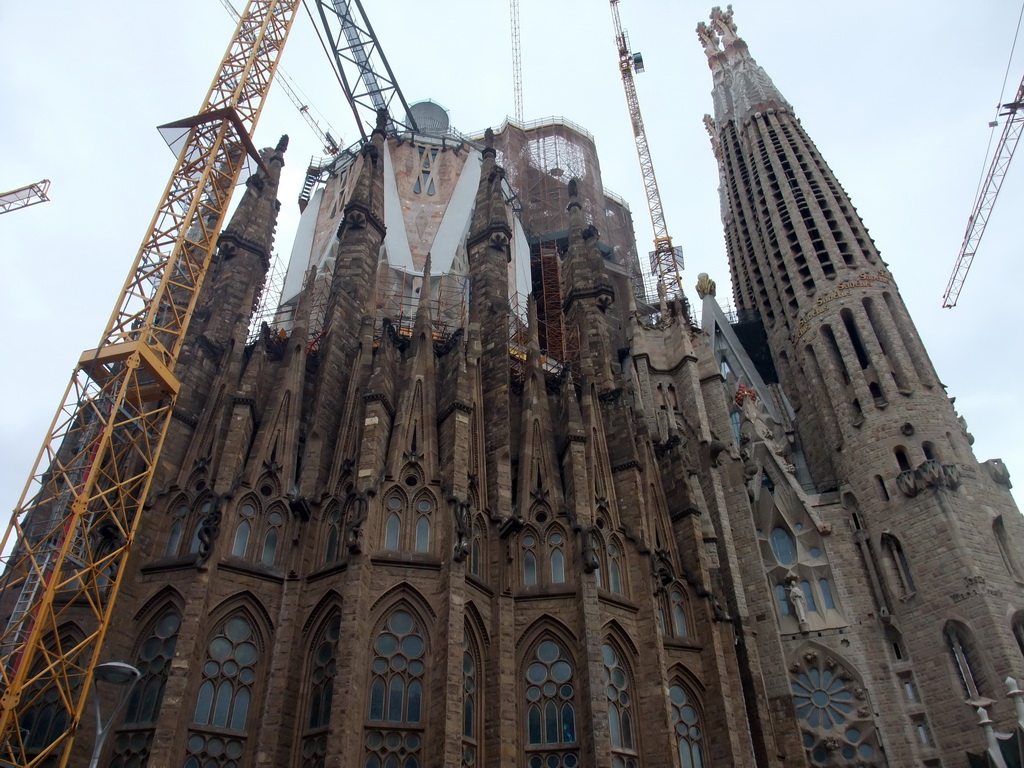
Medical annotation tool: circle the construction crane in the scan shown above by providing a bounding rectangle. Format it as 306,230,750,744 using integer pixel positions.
0,180,50,215
942,71,1024,307
218,0,341,155
609,0,685,303
0,2,300,766
313,0,419,140
510,0,524,122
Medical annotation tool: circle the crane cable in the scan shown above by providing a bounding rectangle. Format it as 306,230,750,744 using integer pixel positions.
970,0,1024,204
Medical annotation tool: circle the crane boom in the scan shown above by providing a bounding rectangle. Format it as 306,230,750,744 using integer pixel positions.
942,73,1024,308
609,0,684,301
314,0,418,140
0,2,300,765
218,0,341,154
0,180,50,215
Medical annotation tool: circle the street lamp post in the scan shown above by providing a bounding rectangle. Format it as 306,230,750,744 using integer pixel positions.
87,662,140,768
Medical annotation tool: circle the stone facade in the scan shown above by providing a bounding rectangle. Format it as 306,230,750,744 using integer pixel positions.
32,11,1023,768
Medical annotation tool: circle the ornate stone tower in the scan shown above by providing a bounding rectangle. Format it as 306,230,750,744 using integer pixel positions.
76,112,800,768
699,5,1024,764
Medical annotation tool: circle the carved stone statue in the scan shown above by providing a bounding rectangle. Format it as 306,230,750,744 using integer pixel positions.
786,575,809,630
582,528,600,573
452,497,471,563
346,492,370,554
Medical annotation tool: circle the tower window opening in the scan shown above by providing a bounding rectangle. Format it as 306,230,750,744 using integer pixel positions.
894,447,911,473
840,310,870,370
945,623,986,699
874,475,889,502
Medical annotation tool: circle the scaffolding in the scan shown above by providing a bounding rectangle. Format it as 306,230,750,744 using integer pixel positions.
535,240,565,360
372,265,468,345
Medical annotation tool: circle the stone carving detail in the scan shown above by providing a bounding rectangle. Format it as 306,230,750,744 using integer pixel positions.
696,21,721,56
895,469,919,498
451,496,471,564
346,492,370,554
582,527,600,573
695,272,717,299
982,458,1013,489
895,460,963,497
709,5,738,44
195,497,224,566
789,648,883,764
787,575,810,632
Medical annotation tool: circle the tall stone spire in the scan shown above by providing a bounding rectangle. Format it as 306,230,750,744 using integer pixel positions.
698,6,790,124
702,8,1024,764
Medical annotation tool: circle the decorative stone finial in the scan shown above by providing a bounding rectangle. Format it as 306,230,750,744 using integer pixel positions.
696,21,721,56
374,108,388,134
696,272,716,298
710,5,738,45
568,178,578,199
275,134,289,153
484,127,494,149
1007,677,1024,726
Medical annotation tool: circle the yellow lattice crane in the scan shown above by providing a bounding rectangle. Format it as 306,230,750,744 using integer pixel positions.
0,2,300,765
609,0,685,302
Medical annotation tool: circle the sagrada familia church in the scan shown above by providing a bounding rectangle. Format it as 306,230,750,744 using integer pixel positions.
23,6,1024,768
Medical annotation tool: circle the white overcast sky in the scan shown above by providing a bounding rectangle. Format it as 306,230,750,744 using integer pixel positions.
1,0,1021,511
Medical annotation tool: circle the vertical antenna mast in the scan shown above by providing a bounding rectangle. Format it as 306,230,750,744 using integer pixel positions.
511,0,524,122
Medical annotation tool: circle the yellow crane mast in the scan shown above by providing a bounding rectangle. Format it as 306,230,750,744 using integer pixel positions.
0,2,300,765
609,0,685,301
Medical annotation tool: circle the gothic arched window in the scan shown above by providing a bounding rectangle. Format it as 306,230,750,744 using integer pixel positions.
185,614,260,768
657,585,691,639
524,640,578,766
881,533,916,597
111,608,181,768
166,499,189,556
670,589,689,637
549,528,566,584
324,505,342,564
669,684,705,768
303,614,341,768
462,631,481,767
602,644,637,766
365,609,426,767
606,539,624,595
469,518,484,578
413,496,433,554
1013,614,1024,660
260,508,284,566
522,531,539,587
231,502,256,557
384,495,403,551
945,622,987,699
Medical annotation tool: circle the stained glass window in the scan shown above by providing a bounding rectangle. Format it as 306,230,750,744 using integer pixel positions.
302,615,341,768
669,685,705,768
365,610,426,767
185,615,259,767
603,644,637,767
524,640,578,768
